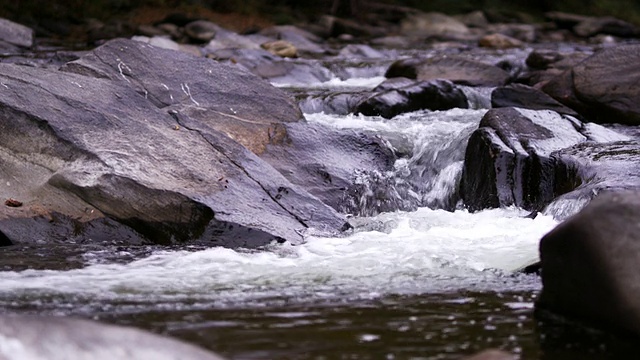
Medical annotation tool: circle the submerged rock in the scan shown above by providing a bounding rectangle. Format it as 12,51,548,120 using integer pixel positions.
0,314,226,360
538,191,640,338
0,38,347,247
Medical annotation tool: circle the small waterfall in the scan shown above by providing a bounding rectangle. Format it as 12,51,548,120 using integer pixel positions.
305,108,488,216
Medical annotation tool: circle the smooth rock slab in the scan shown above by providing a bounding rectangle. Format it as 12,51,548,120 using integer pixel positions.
0,18,34,49
0,39,347,247
0,314,225,360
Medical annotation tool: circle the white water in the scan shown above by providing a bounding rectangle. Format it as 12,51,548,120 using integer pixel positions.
0,108,559,311
0,207,556,308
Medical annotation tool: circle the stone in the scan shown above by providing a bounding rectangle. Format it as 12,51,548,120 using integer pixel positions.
386,56,510,87
479,33,523,49
461,108,586,212
184,20,218,42
542,44,640,125
491,84,581,118
0,314,226,360
261,40,298,58
538,190,640,337
0,38,348,247
0,18,34,49
356,79,468,119
573,16,640,38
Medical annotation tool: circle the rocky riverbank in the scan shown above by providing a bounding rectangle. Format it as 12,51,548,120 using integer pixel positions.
2,3,640,358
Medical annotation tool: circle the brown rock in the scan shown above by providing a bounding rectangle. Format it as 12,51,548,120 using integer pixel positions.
479,33,523,49
261,40,298,58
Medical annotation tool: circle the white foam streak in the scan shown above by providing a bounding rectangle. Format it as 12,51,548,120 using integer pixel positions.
272,76,386,89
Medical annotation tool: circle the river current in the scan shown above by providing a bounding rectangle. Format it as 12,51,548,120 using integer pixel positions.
0,67,628,359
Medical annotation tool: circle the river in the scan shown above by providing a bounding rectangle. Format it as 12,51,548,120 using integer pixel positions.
0,49,632,359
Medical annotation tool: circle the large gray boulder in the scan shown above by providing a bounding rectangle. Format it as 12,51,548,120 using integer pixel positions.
0,314,225,360
0,38,347,247
537,191,640,337
542,44,640,126
460,107,627,212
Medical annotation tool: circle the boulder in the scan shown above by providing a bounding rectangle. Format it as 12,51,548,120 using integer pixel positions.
385,56,510,87
0,314,225,360
542,44,640,125
491,84,581,118
537,190,640,337
0,18,34,50
460,107,617,212
0,38,347,247
520,49,591,87
260,122,396,213
356,79,468,118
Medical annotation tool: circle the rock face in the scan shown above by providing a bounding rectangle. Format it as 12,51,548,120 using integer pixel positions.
385,56,510,87
538,191,640,337
459,107,628,212
0,314,226,360
542,44,640,126
0,38,347,247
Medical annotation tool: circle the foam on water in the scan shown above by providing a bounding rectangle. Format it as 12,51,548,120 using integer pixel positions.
0,207,557,308
305,109,488,213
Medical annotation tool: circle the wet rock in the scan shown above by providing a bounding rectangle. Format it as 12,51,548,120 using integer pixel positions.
0,314,226,360
491,84,581,118
0,18,34,49
538,190,640,338
386,56,510,87
544,140,640,219
204,26,263,51
261,122,396,212
461,349,516,360
0,38,347,247
479,33,523,49
261,40,298,58
184,20,218,42
461,108,593,211
356,79,468,119
337,44,383,59
400,12,471,40
132,35,182,52
542,44,640,125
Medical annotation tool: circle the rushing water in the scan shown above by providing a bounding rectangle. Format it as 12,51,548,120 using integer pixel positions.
0,62,630,359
